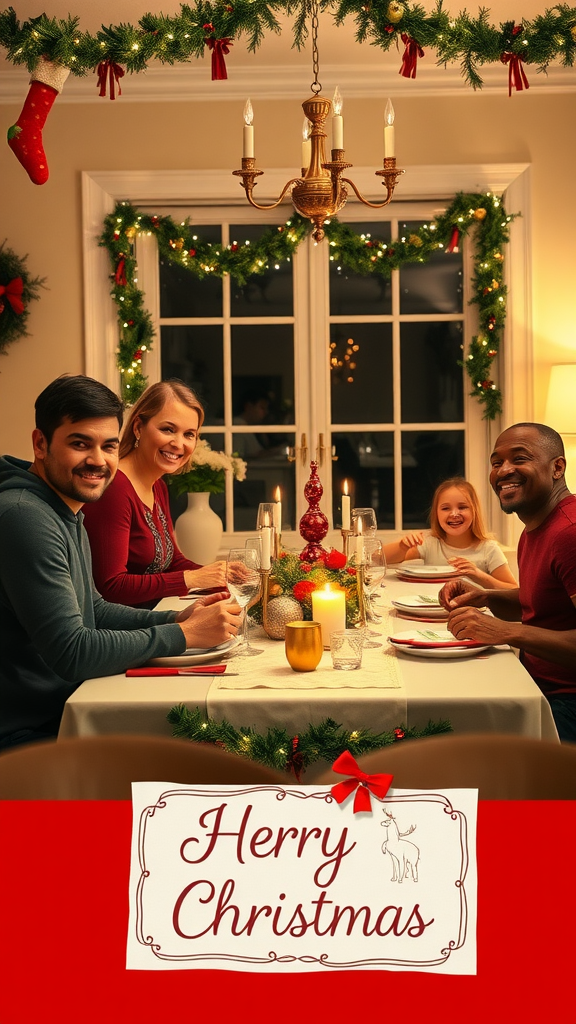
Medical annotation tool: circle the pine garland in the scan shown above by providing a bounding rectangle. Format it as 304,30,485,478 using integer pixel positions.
167,704,453,777
1,3,575,89
0,240,45,352
254,548,359,624
101,191,513,416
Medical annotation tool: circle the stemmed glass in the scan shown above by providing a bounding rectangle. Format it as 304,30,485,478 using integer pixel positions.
351,507,378,536
226,548,263,657
363,537,387,629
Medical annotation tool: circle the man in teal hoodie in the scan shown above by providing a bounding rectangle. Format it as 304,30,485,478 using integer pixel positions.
0,375,240,749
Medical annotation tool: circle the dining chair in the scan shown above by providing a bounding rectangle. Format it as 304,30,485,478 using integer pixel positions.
313,733,576,799
0,734,286,799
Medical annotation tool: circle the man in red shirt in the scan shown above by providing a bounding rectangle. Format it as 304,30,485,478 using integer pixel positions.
439,422,576,742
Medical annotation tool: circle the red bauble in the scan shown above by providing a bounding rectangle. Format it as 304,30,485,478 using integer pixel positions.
299,462,329,562
324,548,347,570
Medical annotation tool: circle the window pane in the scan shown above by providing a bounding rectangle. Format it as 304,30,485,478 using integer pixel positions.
161,325,223,426
230,224,293,317
232,325,295,428
399,221,463,314
159,224,222,318
233,433,296,532
329,221,392,316
401,430,465,528
330,323,393,425
401,322,464,423
332,431,395,529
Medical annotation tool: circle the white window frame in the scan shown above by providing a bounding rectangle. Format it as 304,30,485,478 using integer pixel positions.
82,163,532,550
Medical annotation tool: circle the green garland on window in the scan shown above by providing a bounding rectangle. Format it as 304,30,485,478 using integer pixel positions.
1,3,575,90
167,704,453,778
100,191,514,417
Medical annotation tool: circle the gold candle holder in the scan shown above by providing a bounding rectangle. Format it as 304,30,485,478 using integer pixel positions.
341,528,351,555
285,621,323,672
274,530,282,561
260,567,272,637
356,562,368,630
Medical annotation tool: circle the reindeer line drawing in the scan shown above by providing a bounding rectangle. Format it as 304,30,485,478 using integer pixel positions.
381,808,420,883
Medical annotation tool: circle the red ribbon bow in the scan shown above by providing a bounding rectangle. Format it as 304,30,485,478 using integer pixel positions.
500,51,529,97
0,277,24,315
96,60,125,100
446,225,460,254
204,36,232,80
399,33,424,79
330,750,393,813
114,257,127,287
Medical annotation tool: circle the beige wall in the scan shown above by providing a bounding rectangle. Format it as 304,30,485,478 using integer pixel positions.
1,89,575,456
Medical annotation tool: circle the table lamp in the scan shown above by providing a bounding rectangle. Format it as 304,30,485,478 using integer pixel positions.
544,364,576,493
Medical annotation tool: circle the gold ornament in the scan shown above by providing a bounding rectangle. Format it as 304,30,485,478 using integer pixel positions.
169,237,185,251
387,1,404,24
571,25,576,42
269,583,282,598
491,279,499,290
125,225,137,239
265,595,304,640
473,208,487,221
493,251,504,262
408,234,423,247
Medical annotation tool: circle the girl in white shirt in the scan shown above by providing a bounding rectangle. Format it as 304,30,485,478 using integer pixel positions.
383,477,517,589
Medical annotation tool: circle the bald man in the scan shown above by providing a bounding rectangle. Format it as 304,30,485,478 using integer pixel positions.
439,422,576,742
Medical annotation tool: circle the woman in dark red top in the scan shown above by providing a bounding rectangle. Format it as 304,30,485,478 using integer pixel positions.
84,381,226,608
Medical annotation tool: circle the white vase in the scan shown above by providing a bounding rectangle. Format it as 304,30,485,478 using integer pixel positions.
175,492,223,565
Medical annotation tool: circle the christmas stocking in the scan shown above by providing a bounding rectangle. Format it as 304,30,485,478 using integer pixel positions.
7,57,70,185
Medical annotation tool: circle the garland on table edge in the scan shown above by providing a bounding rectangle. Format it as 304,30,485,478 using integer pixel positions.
0,240,45,352
167,705,453,779
101,192,514,417
1,3,576,91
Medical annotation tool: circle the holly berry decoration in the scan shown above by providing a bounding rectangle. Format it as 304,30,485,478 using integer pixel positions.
7,57,70,185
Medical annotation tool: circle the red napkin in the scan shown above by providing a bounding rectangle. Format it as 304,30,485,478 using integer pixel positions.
126,665,228,676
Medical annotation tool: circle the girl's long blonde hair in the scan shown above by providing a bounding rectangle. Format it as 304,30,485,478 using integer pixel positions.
119,380,205,472
429,477,489,542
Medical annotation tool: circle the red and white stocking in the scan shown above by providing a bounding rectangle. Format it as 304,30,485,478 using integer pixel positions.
7,57,70,185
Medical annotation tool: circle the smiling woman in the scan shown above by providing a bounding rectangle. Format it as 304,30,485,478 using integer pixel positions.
83,380,228,608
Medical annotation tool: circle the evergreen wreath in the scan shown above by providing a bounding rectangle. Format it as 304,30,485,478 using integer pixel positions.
1,3,575,91
0,240,45,353
101,191,514,418
167,704,453,779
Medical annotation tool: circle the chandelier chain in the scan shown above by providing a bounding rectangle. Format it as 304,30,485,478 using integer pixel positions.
310,0,321,95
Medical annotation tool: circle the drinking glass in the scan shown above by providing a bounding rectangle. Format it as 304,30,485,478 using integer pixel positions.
285,622,323,672
363,537,387,633
226,548,263,656
330,629,363,671
256,502,276,531
351,507,377,536
245,536,262,565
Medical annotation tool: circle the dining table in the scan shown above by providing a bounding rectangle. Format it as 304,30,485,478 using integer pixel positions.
58,570,559,744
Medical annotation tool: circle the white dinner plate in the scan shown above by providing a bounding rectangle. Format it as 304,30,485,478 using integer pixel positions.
148,636,241,668
391,594,443,610
389,641,490,659
396,565,457,578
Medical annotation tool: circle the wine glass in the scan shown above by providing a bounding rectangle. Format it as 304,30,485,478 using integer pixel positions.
226,548,263,657
351,507,378,536
363,537,387,629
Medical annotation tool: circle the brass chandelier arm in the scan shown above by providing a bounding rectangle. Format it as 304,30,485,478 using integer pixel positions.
340,176,398,209
241,178,301,211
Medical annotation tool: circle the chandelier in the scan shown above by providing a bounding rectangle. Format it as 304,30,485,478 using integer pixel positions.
233,2,404,242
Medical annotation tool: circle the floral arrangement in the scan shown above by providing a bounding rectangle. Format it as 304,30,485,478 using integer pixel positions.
250,548,359,625
167,438,247,496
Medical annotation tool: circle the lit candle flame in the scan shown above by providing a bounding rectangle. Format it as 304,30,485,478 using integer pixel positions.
244,98,254,126
385,97,395,127
302,116,311,141
274,486,281,502
343,479,349,495
332,85,343,116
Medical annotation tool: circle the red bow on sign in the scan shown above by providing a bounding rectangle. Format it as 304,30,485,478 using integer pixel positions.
330,750,394,813
399,33,424,79
500,51,529,96
204,36,232,80
96,60,125,100
0,277,24,315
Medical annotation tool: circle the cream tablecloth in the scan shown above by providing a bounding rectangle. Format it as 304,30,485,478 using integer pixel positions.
59,579,558,742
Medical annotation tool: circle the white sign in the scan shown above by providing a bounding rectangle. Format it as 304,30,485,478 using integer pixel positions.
127,784,477,973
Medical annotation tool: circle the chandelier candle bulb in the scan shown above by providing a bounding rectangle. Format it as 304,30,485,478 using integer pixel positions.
301,117,311,171
342,480,351,530
311,584,346,649
332,86,344,151
273,486,282,532
384,98,395,159
243,98,254,159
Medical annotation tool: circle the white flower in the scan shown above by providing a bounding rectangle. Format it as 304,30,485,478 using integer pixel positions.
191,439,247,481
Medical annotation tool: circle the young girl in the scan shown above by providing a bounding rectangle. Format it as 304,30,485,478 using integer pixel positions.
383,477,517,589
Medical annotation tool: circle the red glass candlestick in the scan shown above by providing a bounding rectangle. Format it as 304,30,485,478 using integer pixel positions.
299,461,329,562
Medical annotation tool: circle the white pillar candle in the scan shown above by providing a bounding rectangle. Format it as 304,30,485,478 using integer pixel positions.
342,480,351,531
261,526,271,570
243,98,254,158
273,486,282,532
311,585,346,649
384,97,395,159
